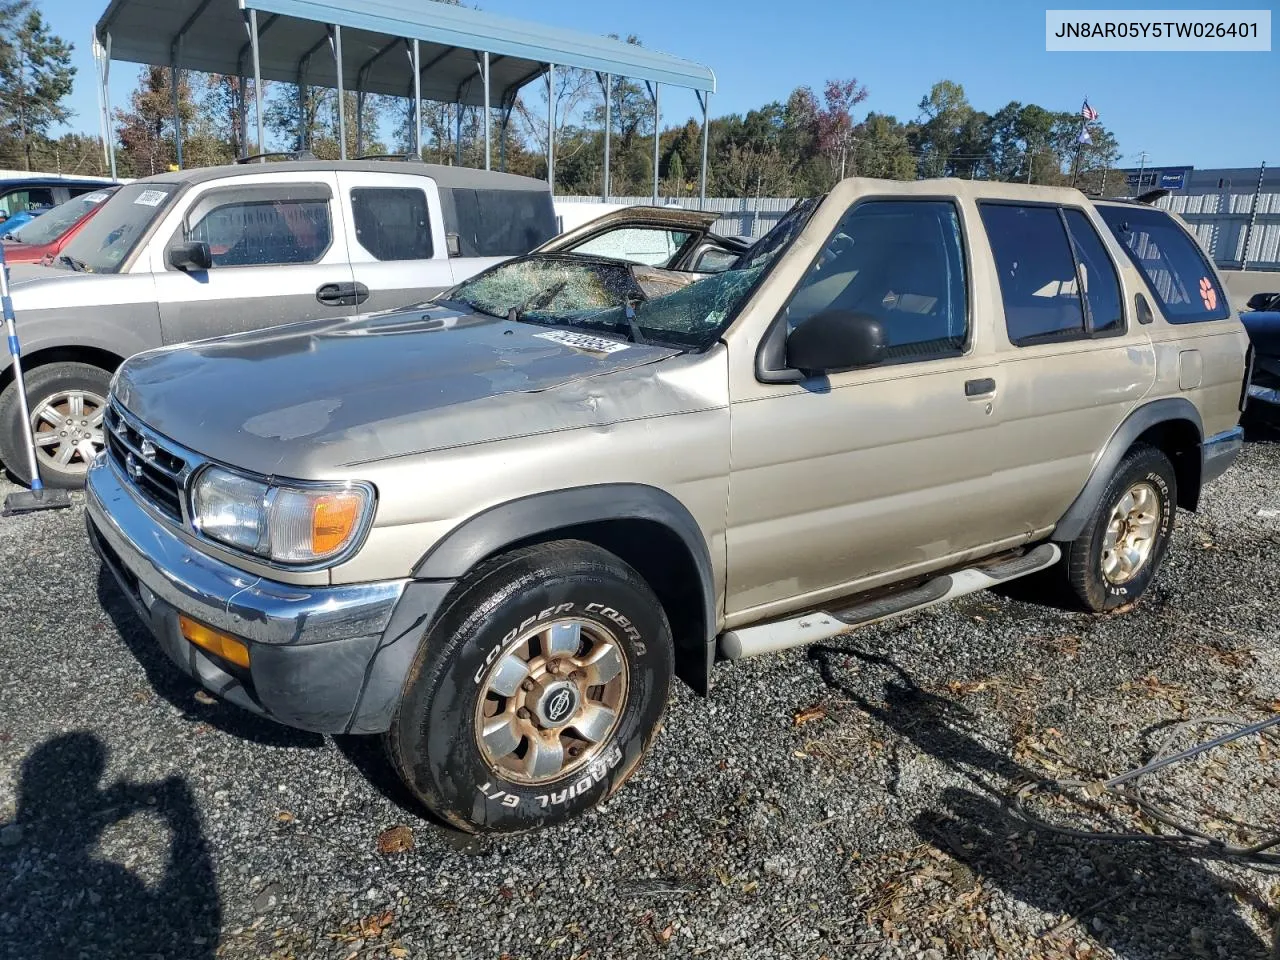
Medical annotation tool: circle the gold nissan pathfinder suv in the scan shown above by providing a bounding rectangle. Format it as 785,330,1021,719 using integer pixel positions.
85,180,1249,832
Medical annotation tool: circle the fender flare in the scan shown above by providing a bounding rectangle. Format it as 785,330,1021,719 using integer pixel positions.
413,482,717,644
1053,398,1203,543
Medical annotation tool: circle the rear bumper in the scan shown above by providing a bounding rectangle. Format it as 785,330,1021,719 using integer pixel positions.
1202,426,1244,486
85,454,453,734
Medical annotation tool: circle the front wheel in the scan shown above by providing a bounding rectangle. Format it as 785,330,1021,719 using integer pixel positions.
0,361,112,489
386,541,674,833
1065,443,1177,612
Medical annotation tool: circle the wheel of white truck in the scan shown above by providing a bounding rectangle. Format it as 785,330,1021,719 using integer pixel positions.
1065,443,1177,612
0,361,113,489
386,540,674,833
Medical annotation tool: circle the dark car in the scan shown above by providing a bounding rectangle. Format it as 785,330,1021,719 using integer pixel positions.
1,187,119,264
0,176,116,231
1241,291,1280,409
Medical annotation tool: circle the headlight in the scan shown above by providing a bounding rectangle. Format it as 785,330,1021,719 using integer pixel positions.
191,467,373,565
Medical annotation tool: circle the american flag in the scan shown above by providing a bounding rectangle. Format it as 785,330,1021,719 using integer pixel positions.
1081,99,1099,121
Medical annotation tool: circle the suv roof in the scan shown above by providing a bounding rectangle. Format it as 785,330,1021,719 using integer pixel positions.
125,159,550,192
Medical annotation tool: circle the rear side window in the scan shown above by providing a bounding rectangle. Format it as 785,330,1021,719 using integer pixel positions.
446,188,557,258
981,204,1085,343
351,187,432,261
980,204,1125,344
1063,209,1124,335
569,227,693,268
1097,205,1229,323
190,199,332,267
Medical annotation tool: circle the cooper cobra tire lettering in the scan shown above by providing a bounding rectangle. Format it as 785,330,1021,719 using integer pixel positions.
472,601,575,684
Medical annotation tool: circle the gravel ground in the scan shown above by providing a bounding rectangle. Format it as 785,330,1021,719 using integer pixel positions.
2,442,1279,960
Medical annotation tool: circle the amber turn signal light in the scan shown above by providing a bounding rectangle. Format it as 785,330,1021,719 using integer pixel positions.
179,614,251,669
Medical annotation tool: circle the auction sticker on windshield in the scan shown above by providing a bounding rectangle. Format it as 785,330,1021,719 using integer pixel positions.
534,330,630,354
83,192,110,203
133,190,168,206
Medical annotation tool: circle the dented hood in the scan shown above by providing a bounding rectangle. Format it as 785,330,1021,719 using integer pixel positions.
113,305,681,476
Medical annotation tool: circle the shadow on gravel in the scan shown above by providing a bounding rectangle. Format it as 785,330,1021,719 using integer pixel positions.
0,732,220,959
96,568,324,750
807,644,1277,960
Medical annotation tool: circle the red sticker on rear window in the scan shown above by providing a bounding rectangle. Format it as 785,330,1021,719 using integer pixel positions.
1199,277,1217,312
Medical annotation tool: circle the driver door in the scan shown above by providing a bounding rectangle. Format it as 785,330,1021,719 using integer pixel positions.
725,198,1018,621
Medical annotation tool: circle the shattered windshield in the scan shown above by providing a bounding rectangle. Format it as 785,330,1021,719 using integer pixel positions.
442,198,823,350
448,255,642,320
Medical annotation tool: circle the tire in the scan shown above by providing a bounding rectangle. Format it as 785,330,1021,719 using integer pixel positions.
0,361,112,489
1065,443,1177,612
386,540,674,833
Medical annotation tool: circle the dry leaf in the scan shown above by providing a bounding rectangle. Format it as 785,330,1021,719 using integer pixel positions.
658,924,675,943
276,811,295,823
377,825,414,855
389,948,409,959
360,910,394,938
792,705,827,726
193,690,216,706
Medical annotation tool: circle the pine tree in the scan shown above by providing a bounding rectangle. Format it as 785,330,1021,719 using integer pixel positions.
0,3,75,170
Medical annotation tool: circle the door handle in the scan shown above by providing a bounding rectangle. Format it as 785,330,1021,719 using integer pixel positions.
964,377,996,398
316,282,359,306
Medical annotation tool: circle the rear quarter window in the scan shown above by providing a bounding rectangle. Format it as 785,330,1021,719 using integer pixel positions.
1097,205,1230,323
444,188,557,258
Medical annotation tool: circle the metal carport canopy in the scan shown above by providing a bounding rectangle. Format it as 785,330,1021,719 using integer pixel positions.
94,0,717,202
95,0,717,107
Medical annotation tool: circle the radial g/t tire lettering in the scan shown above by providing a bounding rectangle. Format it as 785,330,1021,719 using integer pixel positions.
386,540,674,833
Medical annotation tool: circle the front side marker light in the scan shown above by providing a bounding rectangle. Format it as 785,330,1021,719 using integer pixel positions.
179,614,251,669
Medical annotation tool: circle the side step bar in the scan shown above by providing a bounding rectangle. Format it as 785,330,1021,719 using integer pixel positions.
719,543,1061,661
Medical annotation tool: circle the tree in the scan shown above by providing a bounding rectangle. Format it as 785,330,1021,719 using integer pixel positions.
115,66,187,176
0,3,74,170
913,80,978,178
814,78,868,184
850,113,915,180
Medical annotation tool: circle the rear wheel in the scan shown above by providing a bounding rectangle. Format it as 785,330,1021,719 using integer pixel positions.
386,541,673,833
0,361,112,489
1065,444,1177,612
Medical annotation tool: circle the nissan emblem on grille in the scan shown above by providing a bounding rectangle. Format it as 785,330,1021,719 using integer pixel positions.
140,438,156,460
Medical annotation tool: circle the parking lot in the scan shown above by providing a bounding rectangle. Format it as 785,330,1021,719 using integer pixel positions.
1,437,1278,960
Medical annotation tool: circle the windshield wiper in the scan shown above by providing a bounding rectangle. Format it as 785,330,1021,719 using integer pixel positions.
57,254,86,272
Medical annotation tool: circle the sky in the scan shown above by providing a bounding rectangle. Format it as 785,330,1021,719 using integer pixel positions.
38,0,1280,171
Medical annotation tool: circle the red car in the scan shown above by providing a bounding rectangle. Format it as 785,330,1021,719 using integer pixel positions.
1,186,119,264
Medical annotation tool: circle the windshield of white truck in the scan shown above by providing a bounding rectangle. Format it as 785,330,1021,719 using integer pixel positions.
56,182,180,273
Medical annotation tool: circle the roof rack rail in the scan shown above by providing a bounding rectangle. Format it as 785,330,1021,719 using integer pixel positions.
351,153,424,162
236,150,317,164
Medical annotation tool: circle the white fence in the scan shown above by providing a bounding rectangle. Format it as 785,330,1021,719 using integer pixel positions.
557,196,801,240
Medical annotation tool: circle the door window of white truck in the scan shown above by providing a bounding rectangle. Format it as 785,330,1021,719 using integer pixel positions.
189,199,332,267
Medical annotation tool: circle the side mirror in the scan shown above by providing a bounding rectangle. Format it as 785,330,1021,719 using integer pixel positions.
168,240,212,271
786,310,886,374
1246,292,1280,312
445,233,461,257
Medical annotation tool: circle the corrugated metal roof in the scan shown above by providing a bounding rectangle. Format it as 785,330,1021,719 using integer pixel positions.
95,0,715,108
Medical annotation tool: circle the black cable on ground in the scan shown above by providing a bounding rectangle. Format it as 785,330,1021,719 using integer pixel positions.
1010,714,1280,868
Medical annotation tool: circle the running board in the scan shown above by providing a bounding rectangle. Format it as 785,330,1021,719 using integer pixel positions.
719,543,1061,661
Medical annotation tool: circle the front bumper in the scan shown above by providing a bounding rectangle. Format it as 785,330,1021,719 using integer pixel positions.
85,454,452,734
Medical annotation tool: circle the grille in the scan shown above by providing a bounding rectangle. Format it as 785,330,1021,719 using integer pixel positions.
104,403,188,522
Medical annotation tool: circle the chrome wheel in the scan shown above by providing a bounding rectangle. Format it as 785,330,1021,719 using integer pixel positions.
1101,481,1161,585
30,389,107,474
475,618,629,785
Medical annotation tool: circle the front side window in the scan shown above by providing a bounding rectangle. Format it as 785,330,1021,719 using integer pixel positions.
351,187,432,261
785,200,969,360
568,227,694,268
1096,205,1230,323
189,199,332,267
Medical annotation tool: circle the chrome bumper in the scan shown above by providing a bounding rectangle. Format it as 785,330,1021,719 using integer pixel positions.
85,454,420,733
